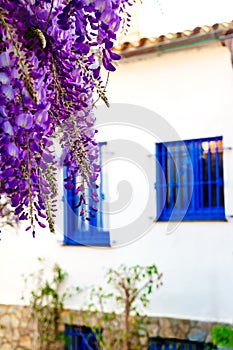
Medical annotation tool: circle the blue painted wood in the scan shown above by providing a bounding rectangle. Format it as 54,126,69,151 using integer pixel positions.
188,140,195,214
64,143,110,246
148,337,217,350
175,143,180,209
72,329,75,350
215,139,220,207
162,143,167,212
199,140,204,210
207,139,212,208
98,142,106,231
155,136,225,221
193,140,198,214
65,325,100,350
180,342,185,350
156,143,166,220
155,143,161,219
169,146,174,210
188,342,193,350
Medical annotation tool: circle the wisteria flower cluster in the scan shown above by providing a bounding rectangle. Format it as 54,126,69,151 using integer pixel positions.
0,0,132,235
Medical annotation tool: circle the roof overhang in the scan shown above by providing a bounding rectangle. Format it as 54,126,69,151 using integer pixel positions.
114,21,233,59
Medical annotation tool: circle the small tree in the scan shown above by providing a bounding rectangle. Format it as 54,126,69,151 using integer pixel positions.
83,264,163,350
22,258,70,350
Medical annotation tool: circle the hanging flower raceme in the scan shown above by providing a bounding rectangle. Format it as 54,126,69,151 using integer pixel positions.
0,0,133,235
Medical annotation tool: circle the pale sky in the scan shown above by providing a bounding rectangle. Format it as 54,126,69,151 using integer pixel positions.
140,0,233,37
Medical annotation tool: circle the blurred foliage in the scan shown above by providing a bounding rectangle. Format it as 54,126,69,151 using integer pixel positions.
211,324,233,348
82,264,163,350
22,258,72,350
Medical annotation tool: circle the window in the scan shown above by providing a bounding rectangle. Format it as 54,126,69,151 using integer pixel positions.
148,337,216,350
64,142,110,246
156,136,225,221
65,325,100,350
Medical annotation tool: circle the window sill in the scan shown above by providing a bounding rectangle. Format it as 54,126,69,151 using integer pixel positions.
63,230,110,247
155,218,228,223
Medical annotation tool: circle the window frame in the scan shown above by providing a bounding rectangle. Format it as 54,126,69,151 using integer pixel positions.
65,324,101,349
148,337,216,350
155,136,226,221
64,142,110,246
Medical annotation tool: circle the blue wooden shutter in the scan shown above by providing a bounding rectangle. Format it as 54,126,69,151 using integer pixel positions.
64,143,110,246
156,136,225,221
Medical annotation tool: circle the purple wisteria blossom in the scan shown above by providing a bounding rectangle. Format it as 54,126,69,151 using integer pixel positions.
0,0,132,235
7,143,19,158
2,121,14,135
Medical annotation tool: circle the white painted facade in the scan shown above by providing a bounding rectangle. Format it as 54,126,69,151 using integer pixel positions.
1,40,233,325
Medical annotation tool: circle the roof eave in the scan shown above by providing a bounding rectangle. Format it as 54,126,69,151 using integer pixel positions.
115,28,233,58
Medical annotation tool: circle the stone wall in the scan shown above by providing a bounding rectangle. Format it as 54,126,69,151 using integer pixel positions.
0,303,230,349
60,309,221,342
0,304,34,350
147,317,217,342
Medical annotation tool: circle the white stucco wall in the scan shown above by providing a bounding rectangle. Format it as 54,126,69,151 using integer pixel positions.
1,40,233,324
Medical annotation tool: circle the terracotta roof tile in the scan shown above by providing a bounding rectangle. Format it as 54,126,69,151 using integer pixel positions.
114,20,233,57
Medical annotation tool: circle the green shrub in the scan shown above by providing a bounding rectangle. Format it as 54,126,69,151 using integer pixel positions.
211,325,233,348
